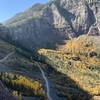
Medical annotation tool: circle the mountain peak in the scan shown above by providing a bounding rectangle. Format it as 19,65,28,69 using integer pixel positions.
29,3,45,11
0,0,100,51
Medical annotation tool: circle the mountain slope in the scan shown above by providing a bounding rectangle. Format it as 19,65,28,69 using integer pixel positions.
0,0,99,51
4,3,45,25
0,34,94,100
0,1,100,99
37,35,100,99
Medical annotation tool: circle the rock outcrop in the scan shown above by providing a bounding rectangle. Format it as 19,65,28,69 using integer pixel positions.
0,0,100,51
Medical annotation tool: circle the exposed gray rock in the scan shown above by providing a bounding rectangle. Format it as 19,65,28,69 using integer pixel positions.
0,0,100,51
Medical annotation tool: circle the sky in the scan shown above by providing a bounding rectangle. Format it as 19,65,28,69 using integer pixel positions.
0,0,48,22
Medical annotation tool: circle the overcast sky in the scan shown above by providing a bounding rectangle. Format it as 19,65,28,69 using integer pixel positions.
0,0,48,22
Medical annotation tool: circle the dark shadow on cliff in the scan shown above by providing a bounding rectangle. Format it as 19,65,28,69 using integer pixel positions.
0,30,67,51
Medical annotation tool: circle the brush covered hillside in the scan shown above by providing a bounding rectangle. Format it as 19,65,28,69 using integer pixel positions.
1,35,100,100
0,39,47,100
37,35,100,100
0,0,100,100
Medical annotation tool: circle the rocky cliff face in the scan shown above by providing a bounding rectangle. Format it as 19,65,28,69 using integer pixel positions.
0,0,100,51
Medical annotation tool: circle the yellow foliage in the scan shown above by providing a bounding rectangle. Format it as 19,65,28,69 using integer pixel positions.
13,76,42,92
37,35,100,96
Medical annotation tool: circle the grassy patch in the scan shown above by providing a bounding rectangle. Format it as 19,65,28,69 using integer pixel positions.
0,72,45,98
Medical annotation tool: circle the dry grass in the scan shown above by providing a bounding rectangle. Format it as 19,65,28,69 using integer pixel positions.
37,35,100,96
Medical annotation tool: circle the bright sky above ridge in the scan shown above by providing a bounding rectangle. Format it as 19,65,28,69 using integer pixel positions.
0,0,48,22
